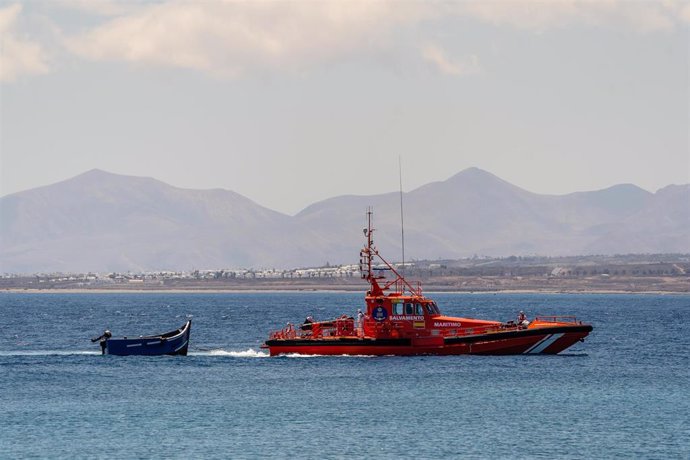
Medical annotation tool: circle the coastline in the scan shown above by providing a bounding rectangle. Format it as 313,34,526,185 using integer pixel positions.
3,287,689,295
3,272,688,295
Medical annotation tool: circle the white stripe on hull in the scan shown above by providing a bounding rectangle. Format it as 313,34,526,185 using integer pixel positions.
524,333,565,354
173,340,188,352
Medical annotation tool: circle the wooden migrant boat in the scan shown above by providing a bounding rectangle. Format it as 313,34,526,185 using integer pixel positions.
92,320,191,356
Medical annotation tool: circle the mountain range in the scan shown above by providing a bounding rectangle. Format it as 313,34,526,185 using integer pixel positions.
1,168,688,273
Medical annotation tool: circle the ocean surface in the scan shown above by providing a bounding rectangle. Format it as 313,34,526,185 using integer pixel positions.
1,292,688,459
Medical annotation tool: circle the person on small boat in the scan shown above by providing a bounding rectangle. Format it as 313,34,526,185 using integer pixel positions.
91,330,112,354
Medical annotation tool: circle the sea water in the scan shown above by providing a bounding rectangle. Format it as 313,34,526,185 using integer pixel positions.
1,292,688,459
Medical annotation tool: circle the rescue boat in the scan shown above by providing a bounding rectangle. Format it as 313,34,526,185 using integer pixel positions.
263,211,592,356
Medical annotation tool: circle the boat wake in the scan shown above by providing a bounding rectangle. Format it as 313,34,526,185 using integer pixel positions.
190,349,269,358
0,349,272,358
0,350,100,356
0,349,366,358
189,350,377,358
277,353,378,359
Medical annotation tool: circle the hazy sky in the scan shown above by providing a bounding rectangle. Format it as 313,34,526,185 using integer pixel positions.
1,0,688,215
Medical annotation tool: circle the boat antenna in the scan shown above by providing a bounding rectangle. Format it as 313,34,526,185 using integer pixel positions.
361,206,421,296
399,156,405,274
367,207,373,277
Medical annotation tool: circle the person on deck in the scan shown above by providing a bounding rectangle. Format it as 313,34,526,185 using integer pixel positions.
518,311,529,327
301,316,314,332
357,309,365,336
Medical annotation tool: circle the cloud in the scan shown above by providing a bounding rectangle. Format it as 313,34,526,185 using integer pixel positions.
55,0,143,17
421,45,481,77
0,4,49,82
65,0,429,77
454,0,685,33
60,0,688,78
679,2,690,24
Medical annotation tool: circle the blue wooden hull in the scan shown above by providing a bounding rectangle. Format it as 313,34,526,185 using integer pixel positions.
104,320,191,356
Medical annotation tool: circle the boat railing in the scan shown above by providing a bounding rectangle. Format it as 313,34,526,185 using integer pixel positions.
271,316,568,341
310,317,356,338
446,325,503,337
362,320,516,338
432,322,527,338
534,315,581,324
269,323,297,340
269,317,357,340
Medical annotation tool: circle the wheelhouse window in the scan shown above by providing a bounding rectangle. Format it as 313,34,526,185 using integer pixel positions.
405,303,414,315
393,302,404,315
425,302,440,314
415,303,424,315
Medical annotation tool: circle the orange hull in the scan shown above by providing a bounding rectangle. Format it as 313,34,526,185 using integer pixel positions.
265,324,592,356
263,210,593,357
